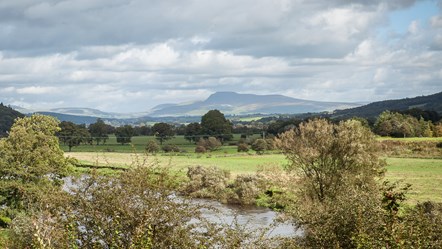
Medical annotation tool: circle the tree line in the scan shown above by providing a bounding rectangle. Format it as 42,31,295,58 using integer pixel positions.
264,108,442,138
57,110,234,151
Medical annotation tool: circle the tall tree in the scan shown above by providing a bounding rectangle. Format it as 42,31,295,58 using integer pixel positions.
184,122,202,143
0,115,70,215
200,110,233,142
115,125,134,145
58,121,91,152
152,122,175,145
88,118,109,145
276,119,386,247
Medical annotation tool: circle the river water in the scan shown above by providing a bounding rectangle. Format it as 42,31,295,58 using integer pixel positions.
188,199,300,237
63,177,300,237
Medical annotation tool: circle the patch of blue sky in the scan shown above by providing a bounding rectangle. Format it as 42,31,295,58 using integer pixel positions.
377,0,439,39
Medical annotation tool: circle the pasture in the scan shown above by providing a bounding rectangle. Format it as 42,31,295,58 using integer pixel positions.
66,151,442,204
60,134,263,153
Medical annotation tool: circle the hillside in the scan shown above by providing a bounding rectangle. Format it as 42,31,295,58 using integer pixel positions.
149,92,360,116
0,103,24,136
331,91,442,120
37,112,99,125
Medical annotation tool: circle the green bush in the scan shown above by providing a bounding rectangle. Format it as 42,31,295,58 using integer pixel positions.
237,143,249,152
184,166,230,200
145,140,160,154
195,145,207,153
162,144,180,153
251,139,267,155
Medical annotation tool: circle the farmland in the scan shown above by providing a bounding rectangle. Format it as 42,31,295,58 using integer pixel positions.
64,135,442,204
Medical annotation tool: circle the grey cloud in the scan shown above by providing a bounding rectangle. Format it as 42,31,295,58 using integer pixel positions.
0,0,441,112
0,0,415,58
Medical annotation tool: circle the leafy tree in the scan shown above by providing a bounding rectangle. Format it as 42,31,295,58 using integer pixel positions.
134,125,151,136
0,115,70,216
276,119,386,247
58,121,91,151
374,111,432,137
277,119,384,202
201,110,233,142
115,125,134,145
184,122,202,143
152,122,175,145
88,118,109,145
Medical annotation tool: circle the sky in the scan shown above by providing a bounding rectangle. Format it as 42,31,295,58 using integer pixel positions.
0,0,441,113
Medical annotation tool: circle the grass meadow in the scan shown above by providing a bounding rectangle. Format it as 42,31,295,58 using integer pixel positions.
66,153,442,204
63,135,442,204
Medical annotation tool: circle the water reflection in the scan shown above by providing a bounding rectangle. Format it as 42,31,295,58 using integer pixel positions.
193,199,301,237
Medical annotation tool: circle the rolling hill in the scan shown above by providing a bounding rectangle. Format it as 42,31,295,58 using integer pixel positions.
330,91,442,120
0,103,24,136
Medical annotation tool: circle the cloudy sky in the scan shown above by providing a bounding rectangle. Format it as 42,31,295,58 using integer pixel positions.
0,0,441,113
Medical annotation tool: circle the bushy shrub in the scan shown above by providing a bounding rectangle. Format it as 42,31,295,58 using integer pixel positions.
230,175,262,205
162,144,180,153
265,138,275,150
195,145,206,153
197,137,222,151
184,166,230,200
145,140,160,154
251,139,267,155
237,143,249,152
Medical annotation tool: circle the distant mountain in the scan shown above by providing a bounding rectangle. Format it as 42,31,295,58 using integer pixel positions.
36,112,99,125
47,107,147,119
149,92,360,116
330,91,442,120
0,103,24,136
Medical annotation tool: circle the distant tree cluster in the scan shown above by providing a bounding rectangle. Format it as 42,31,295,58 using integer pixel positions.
374,111,436,137
263,108,442,138
58,118,115,151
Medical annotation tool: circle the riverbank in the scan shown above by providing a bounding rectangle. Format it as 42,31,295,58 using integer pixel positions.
66,152,442,204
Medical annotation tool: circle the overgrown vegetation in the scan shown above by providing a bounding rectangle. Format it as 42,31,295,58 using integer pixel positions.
1,113,442,248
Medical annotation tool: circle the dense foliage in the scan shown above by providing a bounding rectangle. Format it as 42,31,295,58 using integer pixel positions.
0,115,70,222
115,125,135,145
151,122,175,145
201,109,233,141
375,111,434,137
276,118,442,248
88,118,110,145
58,121,91,151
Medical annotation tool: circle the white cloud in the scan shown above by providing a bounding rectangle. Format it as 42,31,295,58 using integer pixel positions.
0,0,440,112
16,86,57,94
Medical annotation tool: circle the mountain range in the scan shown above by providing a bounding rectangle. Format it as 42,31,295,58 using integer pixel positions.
13,92,361,119
7,91,442,124
149,92,361,116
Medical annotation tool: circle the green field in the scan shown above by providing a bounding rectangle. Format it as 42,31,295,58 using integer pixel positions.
376,136,442,142
60,134,263,153
66,151,442,204
385,157,442,203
